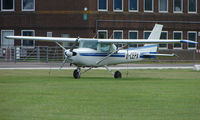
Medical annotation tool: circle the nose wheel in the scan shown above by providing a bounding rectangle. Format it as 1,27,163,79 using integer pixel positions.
73,69,80,79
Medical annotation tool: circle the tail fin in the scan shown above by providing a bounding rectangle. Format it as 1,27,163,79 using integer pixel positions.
144,24,163,52
148,24,163,40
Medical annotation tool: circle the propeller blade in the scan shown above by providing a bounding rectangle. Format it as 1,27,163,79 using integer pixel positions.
59,57,68,70
70,37,79,52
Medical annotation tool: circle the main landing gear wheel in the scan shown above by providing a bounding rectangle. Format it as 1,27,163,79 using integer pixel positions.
73,69,80,79
114,71,122,79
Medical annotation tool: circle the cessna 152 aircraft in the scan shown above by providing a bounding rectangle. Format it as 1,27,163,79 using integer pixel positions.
6,24,197,79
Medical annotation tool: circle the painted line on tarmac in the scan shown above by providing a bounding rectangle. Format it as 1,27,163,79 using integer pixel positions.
0,67,194,70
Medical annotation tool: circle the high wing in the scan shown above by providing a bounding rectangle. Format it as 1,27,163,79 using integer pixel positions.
98,39,198,44
6,36,197,44
6,36,77,42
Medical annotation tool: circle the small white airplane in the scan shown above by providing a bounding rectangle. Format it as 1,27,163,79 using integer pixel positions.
6,24,197,79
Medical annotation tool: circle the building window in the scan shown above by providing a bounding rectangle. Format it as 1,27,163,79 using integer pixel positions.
61,34,70,47
188,32,197,49
129,0,138,12
98,30,108,39
188,0,197,13
129,30,138,48
144,0,153,12
113,30,123,47
114,30,123,39
22,0,35,11
159,0,168,12
144,31,151,39
159,31,168,49
98,0,107,11
1,0,14,11
174,0,182,13
114,0,123,12
1,30,14,47
173,31,182,49
21,30,35,47
47,32,52,37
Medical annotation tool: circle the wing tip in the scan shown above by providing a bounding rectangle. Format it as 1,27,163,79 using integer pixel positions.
180,40,198,44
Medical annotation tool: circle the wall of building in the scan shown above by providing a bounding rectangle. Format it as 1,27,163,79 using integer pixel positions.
87,0,200,50
0,0,199,50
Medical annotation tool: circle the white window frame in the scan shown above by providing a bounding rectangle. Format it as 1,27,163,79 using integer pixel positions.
21,30,35,47
98,0,108,11
173,31,182,49
1,30,14,47
113,0,123,12
188,0,197,14
128,30,138,47
144,0,154,13
159,0,168,13
159,31,168,49
187,31,197,49
1,0,15,11
98,30,108,39
21,0,35,11
173,0,183,13
129,0,138,12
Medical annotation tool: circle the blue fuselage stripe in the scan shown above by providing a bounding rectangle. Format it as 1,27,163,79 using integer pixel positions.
80,53,125,57
80,52,157,58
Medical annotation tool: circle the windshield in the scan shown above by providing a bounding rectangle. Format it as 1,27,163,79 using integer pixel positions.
79,40,98,50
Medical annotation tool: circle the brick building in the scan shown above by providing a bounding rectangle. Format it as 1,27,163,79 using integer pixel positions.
0,0,200,51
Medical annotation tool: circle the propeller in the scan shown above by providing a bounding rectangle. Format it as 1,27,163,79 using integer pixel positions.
56,37,79,70
70,37,79,52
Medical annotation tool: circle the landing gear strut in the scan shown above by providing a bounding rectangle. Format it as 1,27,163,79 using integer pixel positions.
72,66,122,79
73,67,92,79
104,65,122,79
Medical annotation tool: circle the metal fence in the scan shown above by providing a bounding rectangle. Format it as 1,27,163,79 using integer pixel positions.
0,46,64,62
0,46,200,63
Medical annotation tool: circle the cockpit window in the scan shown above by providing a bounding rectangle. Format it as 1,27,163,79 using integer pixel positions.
101,43,111,53
79,40,98,50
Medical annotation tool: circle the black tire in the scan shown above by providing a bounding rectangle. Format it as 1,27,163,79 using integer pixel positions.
114,71,122,79
73,69,80,79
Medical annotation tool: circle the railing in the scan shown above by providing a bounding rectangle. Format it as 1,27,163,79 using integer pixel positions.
0,46,200,63
0,46,65,62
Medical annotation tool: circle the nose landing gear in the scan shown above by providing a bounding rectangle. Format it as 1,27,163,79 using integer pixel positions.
73,69,80,79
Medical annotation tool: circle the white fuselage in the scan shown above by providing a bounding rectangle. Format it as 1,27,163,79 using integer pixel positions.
67,47,154,67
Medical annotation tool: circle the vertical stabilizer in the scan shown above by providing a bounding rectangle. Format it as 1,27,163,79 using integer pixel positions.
148,24,163,40
144,24,163,52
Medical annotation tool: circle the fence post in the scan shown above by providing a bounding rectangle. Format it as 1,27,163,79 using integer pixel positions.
14,47,16,63
37,46,40,62
193,50,196,64
46,47,48,63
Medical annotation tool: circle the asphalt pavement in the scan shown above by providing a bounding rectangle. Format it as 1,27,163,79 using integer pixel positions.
0,62,197,70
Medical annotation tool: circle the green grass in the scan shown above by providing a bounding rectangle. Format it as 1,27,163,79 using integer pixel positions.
0,69,200,120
